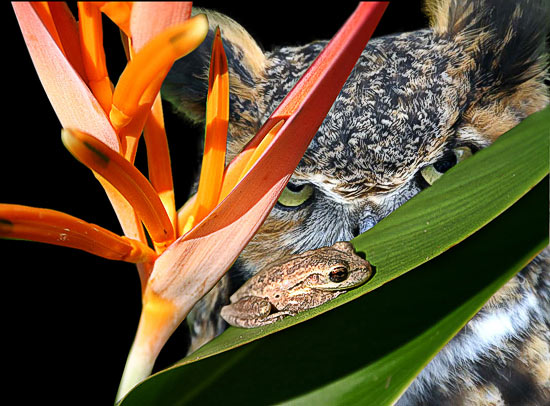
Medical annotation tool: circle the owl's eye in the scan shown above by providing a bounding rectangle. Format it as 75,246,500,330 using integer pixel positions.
420,147,472,186
277,182,314,208
329,266,349,283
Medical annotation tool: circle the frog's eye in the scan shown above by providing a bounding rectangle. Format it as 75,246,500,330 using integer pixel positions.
329,266,349,283
277,182,314,209
420,146,472,186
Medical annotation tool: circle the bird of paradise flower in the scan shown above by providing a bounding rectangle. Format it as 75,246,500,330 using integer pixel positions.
6,1,387,402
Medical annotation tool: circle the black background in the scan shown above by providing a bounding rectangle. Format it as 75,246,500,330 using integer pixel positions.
4,2,426,404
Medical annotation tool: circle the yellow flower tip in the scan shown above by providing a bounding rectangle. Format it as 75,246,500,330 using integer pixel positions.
109,104,132,130
182,214,195,235
170,13,209,55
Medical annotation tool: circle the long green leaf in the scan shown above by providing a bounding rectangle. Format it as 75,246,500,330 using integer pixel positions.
120,180,547,406
120,107,549,404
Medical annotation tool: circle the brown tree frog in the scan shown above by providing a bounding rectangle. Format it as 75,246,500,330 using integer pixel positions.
221,242,373,328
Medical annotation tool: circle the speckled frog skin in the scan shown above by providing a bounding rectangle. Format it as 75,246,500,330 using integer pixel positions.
220,242,373,328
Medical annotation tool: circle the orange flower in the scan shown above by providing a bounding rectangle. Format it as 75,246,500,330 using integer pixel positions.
7,2,387,401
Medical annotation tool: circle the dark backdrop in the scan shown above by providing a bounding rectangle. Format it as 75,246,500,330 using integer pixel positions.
4,2,426,404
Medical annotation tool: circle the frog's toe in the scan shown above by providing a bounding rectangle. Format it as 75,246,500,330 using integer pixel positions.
221,295,273,328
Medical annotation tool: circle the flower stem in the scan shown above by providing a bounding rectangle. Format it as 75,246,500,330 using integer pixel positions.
116,291,179,402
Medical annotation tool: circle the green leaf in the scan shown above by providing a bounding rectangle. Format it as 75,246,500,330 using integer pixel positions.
354,105,549,279
119,107,549,405
120,181,548,406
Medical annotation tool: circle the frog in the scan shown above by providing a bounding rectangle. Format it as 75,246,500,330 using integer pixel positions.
220,241,373,328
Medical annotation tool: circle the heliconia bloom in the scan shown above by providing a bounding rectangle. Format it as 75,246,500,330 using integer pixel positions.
7,1,388,403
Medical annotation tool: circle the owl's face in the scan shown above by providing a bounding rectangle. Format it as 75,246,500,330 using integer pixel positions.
163,2,549,282
237,30,464,276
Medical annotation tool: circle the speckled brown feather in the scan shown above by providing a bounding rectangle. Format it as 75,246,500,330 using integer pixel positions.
163,0,550,403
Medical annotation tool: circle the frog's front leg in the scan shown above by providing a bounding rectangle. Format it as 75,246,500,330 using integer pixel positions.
221,296,295,328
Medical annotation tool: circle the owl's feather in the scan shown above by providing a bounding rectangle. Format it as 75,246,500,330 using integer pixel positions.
163,1,549,404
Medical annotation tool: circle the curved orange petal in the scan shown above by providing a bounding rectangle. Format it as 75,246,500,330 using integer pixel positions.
99,2,133,36
110,14,209,130
192,28,229,226
78,2,113,114
13,2,148,273
48,2,87,81
0,204,156,264
61,129,175,250
144,96,177,229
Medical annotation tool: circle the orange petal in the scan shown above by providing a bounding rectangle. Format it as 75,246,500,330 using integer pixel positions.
94,174,147,244
47,2,87,81
13,2,147,274
129,1,192,52
0,204,156,264
116,3,388,398
110,14,209,130
78,2,113,114
117,98,158,162
144,95,177,229
98,2,133,37
61,128,175,250
193,27,229,225
94,174,152,289
13,2,119,152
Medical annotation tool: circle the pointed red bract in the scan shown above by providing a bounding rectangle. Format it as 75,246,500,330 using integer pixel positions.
13,2,119,151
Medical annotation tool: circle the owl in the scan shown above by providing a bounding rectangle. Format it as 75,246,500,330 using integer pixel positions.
162,0,550,405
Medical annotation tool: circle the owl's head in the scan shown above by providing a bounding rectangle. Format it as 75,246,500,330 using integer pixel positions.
163,0,549,280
